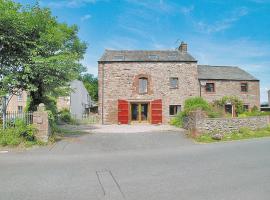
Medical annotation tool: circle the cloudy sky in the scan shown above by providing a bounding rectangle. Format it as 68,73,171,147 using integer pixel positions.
16,0,270,102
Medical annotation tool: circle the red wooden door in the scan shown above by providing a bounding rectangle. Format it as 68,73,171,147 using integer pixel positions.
151,99,162,124
118,100,129,124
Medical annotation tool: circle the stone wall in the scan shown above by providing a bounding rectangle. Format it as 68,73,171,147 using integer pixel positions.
184,110,270,135
98,62,199,124
200,80,260,109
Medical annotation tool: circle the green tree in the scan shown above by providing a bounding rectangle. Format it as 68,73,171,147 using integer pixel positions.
80,73,98,101
0,1,87,111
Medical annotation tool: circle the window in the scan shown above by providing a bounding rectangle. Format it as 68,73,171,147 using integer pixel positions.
241,83,248,92
139,78,148,94
148,55,159,59
170,77,178,89
170,105,181,116
18,106,23,113
113,55,124,61
17,93,22,101
205,83,215,92
243,105,249,111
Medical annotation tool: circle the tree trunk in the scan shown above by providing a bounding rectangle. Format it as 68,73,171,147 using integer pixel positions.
29,88,44,111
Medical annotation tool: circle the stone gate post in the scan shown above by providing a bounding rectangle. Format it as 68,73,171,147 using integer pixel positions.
33,104,50,142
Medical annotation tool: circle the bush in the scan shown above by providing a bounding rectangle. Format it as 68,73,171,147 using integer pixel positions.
183,97,210,114
170,112,187,127
170,97,211,127
0,120,37,147
238,111,270,118
213,96,244,115
58,109,72,123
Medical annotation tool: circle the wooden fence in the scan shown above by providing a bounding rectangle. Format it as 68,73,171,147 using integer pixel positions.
1,111,33,128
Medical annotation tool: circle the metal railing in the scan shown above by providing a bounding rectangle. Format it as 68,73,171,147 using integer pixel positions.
1,111,33,128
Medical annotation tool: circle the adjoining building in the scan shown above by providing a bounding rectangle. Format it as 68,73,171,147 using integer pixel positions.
57,80,92,119
98,42,260,125
6,80,92,119
6,91,28,113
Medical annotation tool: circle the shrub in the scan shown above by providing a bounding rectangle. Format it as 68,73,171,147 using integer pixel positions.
213,96,244,115
170,97,211,127
58,109,72,123
0,120,37,147
183,97,210,114
238,111,270,118
170,112,187,127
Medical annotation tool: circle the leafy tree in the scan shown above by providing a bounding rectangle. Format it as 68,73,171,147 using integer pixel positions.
80,73,98,101
0,1,87,111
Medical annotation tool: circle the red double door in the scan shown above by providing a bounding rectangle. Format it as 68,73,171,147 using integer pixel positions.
118,99,162,124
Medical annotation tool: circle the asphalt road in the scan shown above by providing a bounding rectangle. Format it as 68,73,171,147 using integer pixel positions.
0,130,270,200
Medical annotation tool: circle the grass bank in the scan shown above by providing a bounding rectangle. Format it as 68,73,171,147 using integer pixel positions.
195,126,270,143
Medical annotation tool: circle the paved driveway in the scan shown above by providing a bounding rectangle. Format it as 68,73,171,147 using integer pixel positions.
1,125,270,200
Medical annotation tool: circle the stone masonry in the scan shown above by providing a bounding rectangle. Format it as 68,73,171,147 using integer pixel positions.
33,104,50,142
184,110,270,135
200,80,260,108
99,62,199,124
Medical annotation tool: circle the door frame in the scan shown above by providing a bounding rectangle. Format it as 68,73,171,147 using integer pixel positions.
129,102,150,123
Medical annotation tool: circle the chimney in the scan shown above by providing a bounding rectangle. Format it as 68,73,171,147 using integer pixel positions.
178,42,187,53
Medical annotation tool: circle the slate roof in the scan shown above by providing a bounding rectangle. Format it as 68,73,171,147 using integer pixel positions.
198,65,259,81
99,50,197,62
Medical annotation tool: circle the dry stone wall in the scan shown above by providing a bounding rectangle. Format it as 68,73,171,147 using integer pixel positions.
184,110,270,134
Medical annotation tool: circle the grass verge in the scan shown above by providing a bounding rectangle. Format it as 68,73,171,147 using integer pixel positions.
195,126,270,143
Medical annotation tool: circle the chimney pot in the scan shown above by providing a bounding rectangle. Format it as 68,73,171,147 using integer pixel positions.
179,42,188,53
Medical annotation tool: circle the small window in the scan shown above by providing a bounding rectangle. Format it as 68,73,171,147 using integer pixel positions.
170,105,181,116
148,55,159,59
113,55,124,61
243,105,249,111
18,93,23,101
241,83,248,92
139,77,148,94
18,106,23,113
170,77,178,89
205,83,215,92
168,55,177,59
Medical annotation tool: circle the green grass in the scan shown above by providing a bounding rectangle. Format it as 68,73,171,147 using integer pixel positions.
195,126,270,143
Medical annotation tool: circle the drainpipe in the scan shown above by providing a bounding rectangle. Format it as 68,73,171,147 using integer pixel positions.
199,80,202,97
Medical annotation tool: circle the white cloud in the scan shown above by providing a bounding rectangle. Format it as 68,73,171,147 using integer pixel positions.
81,14,92,21
47,0,97,8
193,7,249,33
126,0,174,13
179,5,194,15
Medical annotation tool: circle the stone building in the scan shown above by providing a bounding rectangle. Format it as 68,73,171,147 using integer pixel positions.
6,91,28,113
98,42,260,125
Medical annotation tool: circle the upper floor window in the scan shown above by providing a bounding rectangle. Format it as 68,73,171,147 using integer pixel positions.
17,93,23,101
148,55,159,60
241,83,248,92
139,77,148,94
170,77,178,89
113,55,124,61
205,83,215,93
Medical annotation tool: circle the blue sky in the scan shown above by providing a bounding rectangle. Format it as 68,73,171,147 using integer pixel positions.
16,0,270,102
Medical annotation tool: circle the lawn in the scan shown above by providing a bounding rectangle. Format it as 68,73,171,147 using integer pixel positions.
195,126,270,143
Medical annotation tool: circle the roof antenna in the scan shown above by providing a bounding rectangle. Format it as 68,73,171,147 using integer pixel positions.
174,39,181,50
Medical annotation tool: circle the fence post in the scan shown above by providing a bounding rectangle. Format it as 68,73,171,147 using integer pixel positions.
33,103,50,142
2,96,7,129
